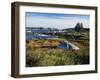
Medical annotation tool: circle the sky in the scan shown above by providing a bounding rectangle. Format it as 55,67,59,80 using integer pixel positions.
25,12,90,29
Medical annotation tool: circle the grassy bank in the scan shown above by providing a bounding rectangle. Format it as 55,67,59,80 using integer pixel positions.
26,29,89,67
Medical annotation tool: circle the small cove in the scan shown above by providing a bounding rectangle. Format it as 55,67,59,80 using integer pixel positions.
26,34,73,50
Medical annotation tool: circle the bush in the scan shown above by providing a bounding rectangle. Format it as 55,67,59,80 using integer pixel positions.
26,36,89,67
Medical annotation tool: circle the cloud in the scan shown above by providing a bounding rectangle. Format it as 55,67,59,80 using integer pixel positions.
26,12,90,29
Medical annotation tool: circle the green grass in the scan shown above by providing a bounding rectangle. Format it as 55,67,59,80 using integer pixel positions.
26,30,89,67
26,44,89,67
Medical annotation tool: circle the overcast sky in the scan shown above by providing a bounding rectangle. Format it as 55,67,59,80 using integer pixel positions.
25,12,90,29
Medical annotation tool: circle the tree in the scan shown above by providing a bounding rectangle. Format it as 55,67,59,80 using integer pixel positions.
75,22,84,32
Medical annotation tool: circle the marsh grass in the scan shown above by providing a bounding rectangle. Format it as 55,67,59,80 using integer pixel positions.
26,44,89,67
26,31,89,67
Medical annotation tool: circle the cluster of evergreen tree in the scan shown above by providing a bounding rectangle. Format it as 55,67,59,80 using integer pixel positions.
75,22,84,32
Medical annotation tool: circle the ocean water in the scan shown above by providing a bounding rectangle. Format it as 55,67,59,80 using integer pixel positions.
26,34,57,40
